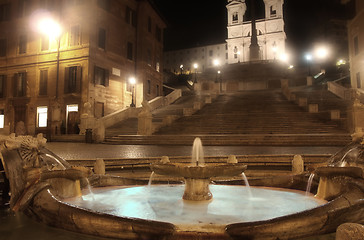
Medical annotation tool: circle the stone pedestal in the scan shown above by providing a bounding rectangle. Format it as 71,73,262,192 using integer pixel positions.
193,102,202,110
298,98,307,107
307,76,313,86
205,95,212,104
183,178,212,201
308,104,318,113
292,155,304,174
331,110,341,120
137,115,153,135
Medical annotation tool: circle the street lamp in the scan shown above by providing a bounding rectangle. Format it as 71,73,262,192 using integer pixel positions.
129,77,136,107
213,59,220,83
193,63,198,83
180,64,183,75
315,47,329,60
305,53,313,76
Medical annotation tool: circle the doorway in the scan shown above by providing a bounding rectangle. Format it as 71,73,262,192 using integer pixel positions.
14,105,27,135
66,104,79,134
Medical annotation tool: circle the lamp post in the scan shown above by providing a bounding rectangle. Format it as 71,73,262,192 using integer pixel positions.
180,64,183,75
218,70,222,92
237,51,241,63
193,63,198,83
129,77,136,107
35,15,62,98
32,11,62,137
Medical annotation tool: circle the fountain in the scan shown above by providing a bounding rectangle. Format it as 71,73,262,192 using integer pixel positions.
1,134,364,239
150,138,247,201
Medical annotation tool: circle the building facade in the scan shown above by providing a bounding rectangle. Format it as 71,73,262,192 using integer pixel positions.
226,0,286,64
0,0,165,137
348,0,364,90
163,43,228,74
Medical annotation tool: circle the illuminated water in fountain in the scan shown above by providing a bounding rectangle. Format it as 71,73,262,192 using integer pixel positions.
65,185,325,226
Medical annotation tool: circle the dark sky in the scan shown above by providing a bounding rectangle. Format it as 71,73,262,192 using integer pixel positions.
152,0,355,52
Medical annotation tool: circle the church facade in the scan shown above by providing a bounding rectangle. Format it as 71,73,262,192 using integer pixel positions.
226,0,286,63
164,0,287,73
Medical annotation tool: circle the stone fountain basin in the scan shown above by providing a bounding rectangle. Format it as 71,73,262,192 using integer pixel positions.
22,174,364,240
151,163,247,178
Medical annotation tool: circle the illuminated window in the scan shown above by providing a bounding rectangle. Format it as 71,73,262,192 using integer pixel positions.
67,104,78,112
37,107,48,128
0,109,4,128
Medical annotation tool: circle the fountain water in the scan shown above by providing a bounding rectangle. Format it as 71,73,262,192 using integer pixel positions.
191,137,204,166
241,172,253,198
148,171,155,187
306,173,315,196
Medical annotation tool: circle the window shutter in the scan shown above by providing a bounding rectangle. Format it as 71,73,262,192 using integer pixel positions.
13,73,17,97
76,66,82,93
22,72,27,96
1,75,6,98
64,67,70,93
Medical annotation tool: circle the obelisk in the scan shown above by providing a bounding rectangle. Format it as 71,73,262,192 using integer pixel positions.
249,0,260,61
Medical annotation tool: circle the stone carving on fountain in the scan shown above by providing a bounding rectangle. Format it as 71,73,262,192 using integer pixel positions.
0,133,89,211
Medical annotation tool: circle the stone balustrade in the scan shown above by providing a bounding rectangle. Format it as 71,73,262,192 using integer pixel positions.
80,88,183,142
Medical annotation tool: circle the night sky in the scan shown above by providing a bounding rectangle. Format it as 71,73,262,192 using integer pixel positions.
152,0,355,53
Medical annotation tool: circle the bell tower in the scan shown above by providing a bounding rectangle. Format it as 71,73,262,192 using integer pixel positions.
226,0,247,64
227,0,246,26
263,0,284,19
226,0,286,64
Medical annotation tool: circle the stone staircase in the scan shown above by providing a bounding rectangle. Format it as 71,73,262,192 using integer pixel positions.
105,90,198,136
104,89,351,146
